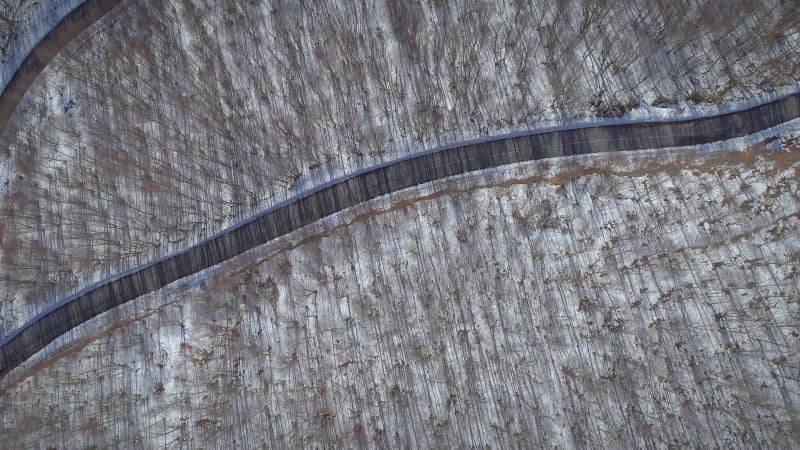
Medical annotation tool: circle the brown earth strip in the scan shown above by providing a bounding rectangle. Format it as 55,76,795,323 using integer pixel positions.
1,92,798,378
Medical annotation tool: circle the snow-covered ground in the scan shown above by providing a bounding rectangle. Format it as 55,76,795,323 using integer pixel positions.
0,0,84,92
1,127,798,447
0,0,799,358
1,1,798,446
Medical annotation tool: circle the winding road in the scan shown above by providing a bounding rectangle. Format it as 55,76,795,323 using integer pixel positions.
1,3,799,378
0,0,121,134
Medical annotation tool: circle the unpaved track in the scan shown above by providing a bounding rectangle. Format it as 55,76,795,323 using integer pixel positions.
1,92,798,377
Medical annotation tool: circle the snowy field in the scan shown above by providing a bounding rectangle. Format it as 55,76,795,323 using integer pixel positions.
1,128,798,447
0,0,798,340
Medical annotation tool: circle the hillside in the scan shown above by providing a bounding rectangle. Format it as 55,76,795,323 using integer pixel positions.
0,0,84,92
2,133,799,447
1,0,798,337
0,0,799,447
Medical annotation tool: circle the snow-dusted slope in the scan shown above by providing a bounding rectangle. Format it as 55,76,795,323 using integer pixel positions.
0,2,799,445
1,133,798,448
2,94,797,378
1,0,799,340
0,0,84,93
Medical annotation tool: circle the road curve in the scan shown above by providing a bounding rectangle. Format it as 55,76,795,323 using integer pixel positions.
0,0,120,135
1,92,799,377
0,0,799,379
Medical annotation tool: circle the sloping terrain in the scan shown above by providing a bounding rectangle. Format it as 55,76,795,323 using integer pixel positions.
0,0,121,132
1,0,799,338
0,0,799,447
1,136,799,448
0,0,84,92
2,95,797,377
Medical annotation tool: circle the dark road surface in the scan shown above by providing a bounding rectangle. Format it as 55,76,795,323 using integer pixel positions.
1,92,798,377
0,0,121,135
1,0,799,378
